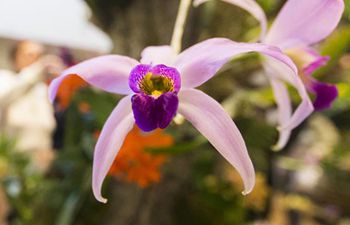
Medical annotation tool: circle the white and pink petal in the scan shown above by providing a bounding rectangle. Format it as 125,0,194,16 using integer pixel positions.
263,57,314,132
178,88,255,194
269,78,292,150
174,38,298,89
49,55,139,102
265,0,344,49
92,95,135,203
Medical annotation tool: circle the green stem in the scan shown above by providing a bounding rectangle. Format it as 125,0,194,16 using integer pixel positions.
170,0,193,54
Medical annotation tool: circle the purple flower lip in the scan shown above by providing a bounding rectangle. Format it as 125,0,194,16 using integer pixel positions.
129,64,181,96
308,79,338,111
129,64,181,132
131,92,179,131
298,55,337,111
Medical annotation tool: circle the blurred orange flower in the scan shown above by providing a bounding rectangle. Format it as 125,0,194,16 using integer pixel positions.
78,101,91,114
56,75,87,110
108,126,173,188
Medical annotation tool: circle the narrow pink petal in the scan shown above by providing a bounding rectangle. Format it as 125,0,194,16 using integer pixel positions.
140,46,177,66
301,49,330,76
286,47,330,75
174,38,298,89
194,0,267,40
265,0,344,49
178,88,255,194
92,95,134,203
264,58,314,132
49,55,139,102
269,78,292,150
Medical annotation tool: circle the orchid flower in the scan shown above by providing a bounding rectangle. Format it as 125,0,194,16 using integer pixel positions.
195,0,344,149
49,38,307,203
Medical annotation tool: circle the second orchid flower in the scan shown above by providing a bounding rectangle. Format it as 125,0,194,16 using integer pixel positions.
195,0,344,149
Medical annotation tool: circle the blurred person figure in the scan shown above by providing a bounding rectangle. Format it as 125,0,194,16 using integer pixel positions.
0,40,63,172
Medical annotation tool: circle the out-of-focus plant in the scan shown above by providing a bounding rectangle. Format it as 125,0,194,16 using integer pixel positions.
0,135,44,225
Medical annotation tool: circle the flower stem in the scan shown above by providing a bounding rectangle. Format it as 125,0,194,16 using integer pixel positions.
170,0,192,54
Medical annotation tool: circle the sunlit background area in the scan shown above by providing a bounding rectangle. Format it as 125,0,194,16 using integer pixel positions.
0,0,350,225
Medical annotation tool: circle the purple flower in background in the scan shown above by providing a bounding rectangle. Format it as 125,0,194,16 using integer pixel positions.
196,0,344,149
49,38,310,203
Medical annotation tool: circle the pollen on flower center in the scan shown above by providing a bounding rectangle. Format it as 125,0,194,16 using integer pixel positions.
139,73,174,97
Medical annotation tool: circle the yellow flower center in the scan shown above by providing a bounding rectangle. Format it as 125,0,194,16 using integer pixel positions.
139,73,174,97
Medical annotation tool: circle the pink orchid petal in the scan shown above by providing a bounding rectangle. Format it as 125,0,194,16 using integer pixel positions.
265,0,344,49
269,78,292,150
194,0,267,40
286,47,330,75
263,58,314,132
49,55,139,102
140,46,177,65
174,38,298,89
92,95,134,203
178,88,255,194
303,54,330,76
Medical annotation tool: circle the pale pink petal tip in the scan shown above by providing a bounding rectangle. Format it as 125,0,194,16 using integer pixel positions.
97,197,107,204
242,189,251,196
92,96,134,203
272,130,291,151
273,119,293,151
178,89,255,197
242,174,255,195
